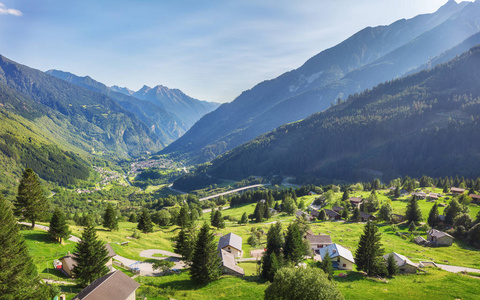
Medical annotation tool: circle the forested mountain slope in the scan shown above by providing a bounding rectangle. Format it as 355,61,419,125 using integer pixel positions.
207,45,480,183
162,0,478,164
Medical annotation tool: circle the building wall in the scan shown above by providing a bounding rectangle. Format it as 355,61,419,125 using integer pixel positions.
106,257,114,271
61,259,73,277
399,265,418,274
126,291,136,300
222,246,242,257
334,257,354,270
437,236,453,246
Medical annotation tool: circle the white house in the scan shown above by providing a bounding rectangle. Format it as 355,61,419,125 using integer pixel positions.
383,252,420,274
217,232,243,257
319,243,355,270
72,270,139,300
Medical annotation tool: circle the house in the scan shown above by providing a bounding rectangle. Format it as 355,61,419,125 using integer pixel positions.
217,233,243,257
359,211,376,222
310,209,320,219
324,209,341,220
414,236,428,245
295,210,308,219
72,270,139,300
450,187,465,195
427,229,454,246
383,252,420,274
332,206,344,213
428,193,439,201
61,244,116,277
308,191,317,195
412,192,426,199
268,207,278,215
219,249,244,276
319,243,355,270
392,214,405,223
469,194,480,204
349,197,363,208
306,232,332,252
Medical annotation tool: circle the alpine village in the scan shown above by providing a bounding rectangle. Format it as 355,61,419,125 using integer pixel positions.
2,1,480,300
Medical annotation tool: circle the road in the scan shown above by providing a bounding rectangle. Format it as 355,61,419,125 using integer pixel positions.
436,264,480,274
168,183,187,194
199,184,270,201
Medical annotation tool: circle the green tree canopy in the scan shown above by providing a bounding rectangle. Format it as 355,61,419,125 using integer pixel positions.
14,168,49,228
49,207,70,243
284,223,304,264
378,202,393,223
137,208,154,233
190,222,221,284
427,202,439,228
321,251,334,281
405,195,423,225
103,203,118,231
354,221,385,276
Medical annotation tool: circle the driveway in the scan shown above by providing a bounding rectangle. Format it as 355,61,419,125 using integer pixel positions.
436,264,480,274
139,249,186,271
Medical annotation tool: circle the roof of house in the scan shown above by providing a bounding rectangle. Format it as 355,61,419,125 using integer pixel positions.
360,211,373,219
295,210,307,217
219,249,244,276
217,233,243,252
310,209,320,217
383,252,418,268
349,197,363,203
105,243,116,258
73,270,140,300
306,234,332,245
324,209,340,218
319,243,354,263
413,192,426,197
332,206,344,212
61,255,78,270
427,229,454,240
451,187,465,193
428,193,439,199
469,194,480,200
414,236,427,244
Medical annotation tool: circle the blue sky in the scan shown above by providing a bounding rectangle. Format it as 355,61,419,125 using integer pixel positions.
0,1,471,102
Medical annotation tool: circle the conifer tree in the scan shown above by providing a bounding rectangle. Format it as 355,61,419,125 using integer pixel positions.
73,225,109,287
254,202,264,223
174,223,197,265
444,198,463,225
103,203,118,231
239,212,248,224
0,195,51,298
212,210,225,228
190,222,221,284
128,213,137,223
261,222,284,281
405,195,423,225
49,207,70,243
284,223,304,264
321,251,334,280
355,221,384,276
408,221,416,232
342,189,349,201
394,186,400,198
137,208,154,233
351,207,360,222
342,209,349,221
317,209,327,221
178,205,191,227
14,168,48,228
378,202,393,223
427,202,439,228
263,204,272,219
386,253,398,278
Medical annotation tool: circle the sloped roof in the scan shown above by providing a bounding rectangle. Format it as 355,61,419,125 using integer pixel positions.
383,252,418,268
217,233,243,252
324,209,340,218
349,197,363,203
105,243,116,258
427,229,454,239
451,187,465,193
219,249,244,276
469,194,480,200
319,243,354,263
73,270,139,300
61,255,77,270
332,206,344,212
306,234,332,245
360,211,373,219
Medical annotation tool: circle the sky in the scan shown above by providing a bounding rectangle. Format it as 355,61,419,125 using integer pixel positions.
0,0,473,103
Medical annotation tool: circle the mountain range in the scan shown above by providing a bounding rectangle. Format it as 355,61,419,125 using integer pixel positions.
206,44,480,183
162,0,480,164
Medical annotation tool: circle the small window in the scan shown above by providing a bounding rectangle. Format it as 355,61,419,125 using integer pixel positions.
343,264,346,267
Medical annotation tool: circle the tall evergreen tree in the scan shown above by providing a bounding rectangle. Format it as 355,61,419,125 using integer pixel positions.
128,213,137,223
137,208,154,233
14,168,48,228
254,202,264,223
0,195,51,298
178,205,191,227
321,251,334,281
351,207,360,222
212,210,225,228
444,198,463,225
103,203,118,231
190,223,221,284
174,223,197,265
239,212,248,225
284,223,304,264
261,222,284,281
427,202,439,228
405,195,423,225
394,186,400,198
355,221,384,276
386,253,398,278
342,209,349,221
317,209,327,221
73,225,109,287
378,202,393,223
49,207,70,243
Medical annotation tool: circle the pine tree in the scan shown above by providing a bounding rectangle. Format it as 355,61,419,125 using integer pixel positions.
284,223,304,264
405,195,423,225
14,168,49,228
342,209,349,221
239,212,248,224
178,206,191,227
427,203,439,228
254,202,264,223
137,208,154,233
355,221,384,276
317,209,326,221
386,253,398,278
342,189,349,201
49,207,70,243
444,198,463,225
408,221,416,232
128,213,137,223
103,203,118,231
212,210,225,228
174,224,197,265
352,207,360,222
321,251,334,280
190,223,221,284
73,225,109,287
0,195,51,298
394,186,400,198
378,202,393,223
261,222,284,281
263,204,272,219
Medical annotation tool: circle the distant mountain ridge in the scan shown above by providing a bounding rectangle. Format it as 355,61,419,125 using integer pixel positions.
206,44,480,183
162,0,479,164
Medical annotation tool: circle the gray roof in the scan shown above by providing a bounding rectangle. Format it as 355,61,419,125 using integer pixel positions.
349,197,363,203
360,211,373,219
324,209,340,218
332,206,344,212
61,255,77,270
427,229,454,239
105,243,116,258
306,234,332,245
217,232,243,252
319,243,355,263
219,249,244,276
383,252,418,268
73,270,139,300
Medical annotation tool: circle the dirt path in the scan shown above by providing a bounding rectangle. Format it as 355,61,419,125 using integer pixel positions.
436,264,480,274
199,184,270,201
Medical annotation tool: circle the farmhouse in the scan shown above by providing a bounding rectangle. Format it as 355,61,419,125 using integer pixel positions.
61,244,116,277
219,249,244,276
428,193,439,200
217,232,243,257
383,252,420,274
427,229,454,246
324,209,341,221
469,194,480,204
310,209,320,219
319,243,355,270
332,206,344,213
72,270,139,300
306,232,332,252
450,187,465,195
359,211,376,222
349,197,363,208
412,192,426,199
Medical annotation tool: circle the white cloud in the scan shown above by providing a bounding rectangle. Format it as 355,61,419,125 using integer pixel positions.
0,3,22,16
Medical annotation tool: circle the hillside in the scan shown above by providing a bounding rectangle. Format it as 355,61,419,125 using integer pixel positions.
206,45,480,183
46,70,187,144
162,0,480,164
